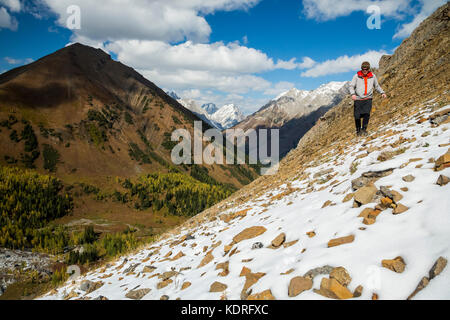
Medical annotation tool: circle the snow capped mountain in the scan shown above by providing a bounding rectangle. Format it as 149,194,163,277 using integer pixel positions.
168,92,245,130
210,104,246,130
201,103,219,115
258,81,349,124
167,91,180,100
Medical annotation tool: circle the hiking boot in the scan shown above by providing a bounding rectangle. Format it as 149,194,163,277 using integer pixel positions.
361,129,368,137
356,130,362,137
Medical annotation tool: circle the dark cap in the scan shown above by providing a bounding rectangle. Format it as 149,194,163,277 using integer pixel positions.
361,61,371,70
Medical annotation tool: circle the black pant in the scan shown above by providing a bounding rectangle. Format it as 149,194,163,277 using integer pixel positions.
354,99,372,132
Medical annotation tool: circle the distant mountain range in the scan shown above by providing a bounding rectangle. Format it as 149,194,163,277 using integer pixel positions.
233,81,350,158
167,94,245,130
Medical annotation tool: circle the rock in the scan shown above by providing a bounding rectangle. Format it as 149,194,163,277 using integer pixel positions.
380,186,394,199
142,265,156,273
392,203,409,215
79,280,104,294
210,281,228,292
402,175,415,182
240,272,266,300
343,193,354,202
372,293,379,300
159,271,178,280
252,242,264,249
239,267,252,277
171,251,185,261
197,250,214,268
351,169,394,191
93,295,108,300
80,280,95,292
246,289,275,300
429,256,448,279
436,175,450,186
64,290,79,300
306,231,316,238
181,282,192,290
363,217,376,225
283,240,299,248
315,278,353,300
390,190,404,203
322,200,333,208
233,226,267,244
160,295,169,300
216,261,230,277
353,285,363,298
125,288,151,300
157,279,173,289
407,277,430,300
271,233,286,248
224,244,233,254
354,184,378,205
330,267,352,287
435,152,450,171
328,235,355,248
288,276,313,297
380,197,394,208
303,265,334,280
382,256,406,273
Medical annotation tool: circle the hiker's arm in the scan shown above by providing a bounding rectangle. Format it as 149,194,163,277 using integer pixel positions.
349,75,357,95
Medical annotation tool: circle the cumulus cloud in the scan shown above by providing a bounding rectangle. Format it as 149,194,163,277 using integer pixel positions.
300,50,387,77
107,40,297,74
264,81,295,96
0,0,21,12
393,0,446,39
43,0,260,43
302,0,411,21
0,6,17,30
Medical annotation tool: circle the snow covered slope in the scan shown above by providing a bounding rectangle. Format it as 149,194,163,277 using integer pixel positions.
39,101,450,300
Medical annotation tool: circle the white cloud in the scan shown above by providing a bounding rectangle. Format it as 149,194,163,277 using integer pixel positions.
4,57,33,65
302,0,411,21
43,0,260,43
0,0,21,12
393,0,446,39
141,68,271,94
264,81,295,96
0,6,17,30
297,57,316,69
300,50,387,77
107,40,296,74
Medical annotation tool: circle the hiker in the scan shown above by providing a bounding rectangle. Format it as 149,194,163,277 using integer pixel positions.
349,61,387,136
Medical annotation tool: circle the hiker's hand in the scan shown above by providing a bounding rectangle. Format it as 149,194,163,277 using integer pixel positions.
351,95,357,101
382,94,387,99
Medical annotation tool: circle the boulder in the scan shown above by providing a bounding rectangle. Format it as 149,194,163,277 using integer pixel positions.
303,265,334,280
315,278,353,300
382,256,406,273
288,276,313,297
354,184,378,205
246,289,275,300
209,281,228,292
252,242,264,249
233,226,267,244
402,175,415,182
328,235,355,248
271,233,286,248
429,256,448,279
181,282,191,290
436,175,450,186
125,288,151,300
160,295,169,300
330,267,352,287
353,285,363,298
392,203,409,215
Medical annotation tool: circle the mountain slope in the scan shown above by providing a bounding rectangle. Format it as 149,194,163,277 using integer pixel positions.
0,43,258,187
39,3,450,300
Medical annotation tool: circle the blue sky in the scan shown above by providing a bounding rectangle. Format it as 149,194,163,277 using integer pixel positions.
0,0,446,114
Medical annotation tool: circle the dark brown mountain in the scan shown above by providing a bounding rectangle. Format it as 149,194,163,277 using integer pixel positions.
0,43,258,186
